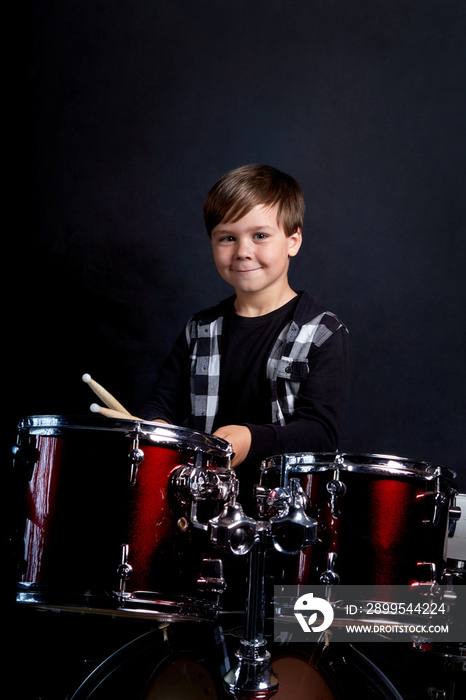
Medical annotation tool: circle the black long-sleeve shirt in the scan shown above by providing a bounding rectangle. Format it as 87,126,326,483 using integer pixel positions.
138,293,351,472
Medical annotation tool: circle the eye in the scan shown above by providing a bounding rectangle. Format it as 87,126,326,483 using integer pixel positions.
254,232,268,240
217,235,235,243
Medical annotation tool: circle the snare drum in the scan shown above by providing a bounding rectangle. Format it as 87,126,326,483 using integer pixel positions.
260,453,458,586
14,415,233,618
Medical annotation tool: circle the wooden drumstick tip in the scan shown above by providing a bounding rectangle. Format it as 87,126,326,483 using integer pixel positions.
82,372,131,415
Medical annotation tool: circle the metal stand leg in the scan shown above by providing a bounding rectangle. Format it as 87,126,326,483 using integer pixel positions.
224,528,279,699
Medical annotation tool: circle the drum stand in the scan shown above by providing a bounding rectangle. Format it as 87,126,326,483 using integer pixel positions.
214,477,317,699
223,526,279,699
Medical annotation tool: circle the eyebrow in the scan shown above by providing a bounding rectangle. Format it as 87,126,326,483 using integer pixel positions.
212,225,276,237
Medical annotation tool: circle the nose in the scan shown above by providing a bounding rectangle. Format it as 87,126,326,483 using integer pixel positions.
235,237,253,259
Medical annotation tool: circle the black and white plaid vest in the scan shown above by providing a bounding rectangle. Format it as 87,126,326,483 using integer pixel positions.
185,292,345,434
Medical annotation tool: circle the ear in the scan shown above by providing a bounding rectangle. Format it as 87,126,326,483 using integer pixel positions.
288,228,302,257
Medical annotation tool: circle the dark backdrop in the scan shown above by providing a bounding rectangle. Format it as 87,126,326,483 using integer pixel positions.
11,0,466,489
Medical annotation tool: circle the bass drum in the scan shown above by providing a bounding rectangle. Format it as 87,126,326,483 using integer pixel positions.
69,621,226,700
68,622,404,700
270,643,403,700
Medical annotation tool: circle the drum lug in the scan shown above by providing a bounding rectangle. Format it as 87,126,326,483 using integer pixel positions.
448,504,461,537
320,552,340,586
128,427,145,484
433,492,447,527
128,447,144,484
116,544,133,599
11,441,38,481
421,491,447,527
326,478,346,518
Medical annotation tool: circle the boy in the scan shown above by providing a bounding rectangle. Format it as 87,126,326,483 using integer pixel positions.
138,164,350,494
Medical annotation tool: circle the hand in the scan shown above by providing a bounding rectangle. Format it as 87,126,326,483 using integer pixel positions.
213,424,252,467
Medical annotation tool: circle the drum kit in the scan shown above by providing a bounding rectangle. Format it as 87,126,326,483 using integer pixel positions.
10,384,466,698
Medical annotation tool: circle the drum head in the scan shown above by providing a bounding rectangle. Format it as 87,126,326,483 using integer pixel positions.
68,623,406,700
271,653,335,699
68,623,225,700
18,414,232,459
142,657,218,699
261,452,457,485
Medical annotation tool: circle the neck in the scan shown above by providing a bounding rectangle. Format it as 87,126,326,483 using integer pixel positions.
234,285,297,317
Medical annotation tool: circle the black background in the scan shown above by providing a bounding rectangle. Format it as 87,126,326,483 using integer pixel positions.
11,0,466,489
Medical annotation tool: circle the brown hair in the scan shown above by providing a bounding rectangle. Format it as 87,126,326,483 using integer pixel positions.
203,164,305,237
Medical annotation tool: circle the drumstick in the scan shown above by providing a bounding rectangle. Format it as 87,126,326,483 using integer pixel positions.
90,403,142,421
82,373,131,415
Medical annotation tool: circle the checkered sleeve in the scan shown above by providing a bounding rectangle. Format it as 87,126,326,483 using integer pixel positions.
186,316,223,433
267,312,345,425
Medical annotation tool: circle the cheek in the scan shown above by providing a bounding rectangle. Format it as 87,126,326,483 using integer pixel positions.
212,250,231,272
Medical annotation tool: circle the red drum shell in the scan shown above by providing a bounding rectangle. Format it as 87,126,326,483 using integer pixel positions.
261,453,458,586
15,415,232,615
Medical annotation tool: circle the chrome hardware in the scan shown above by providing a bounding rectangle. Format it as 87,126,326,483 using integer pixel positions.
189,500,210,532
320,551,340,585
176,516,189,532
413,562,440,591
448,504,461,537
209,496,258,555
334,452,345,467
427,690,447,700
263,486,292,518
171,462,236,531
171,463,233,503
196,558,226,595
128,425,145,484
254,484,271,518
254,483,296,520
269,479,317,555
224,528,279,698
327,474,346,517
116,544,133,599
224,638,279,699
326,478,346,496
128,447,144,484
432,491,447,526
256,479,307,514
420,489,448,527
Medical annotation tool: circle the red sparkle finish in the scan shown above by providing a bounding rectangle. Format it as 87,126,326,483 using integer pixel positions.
264,462,453,586
17,424,225,606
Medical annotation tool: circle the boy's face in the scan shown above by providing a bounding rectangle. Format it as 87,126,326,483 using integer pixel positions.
210,203,302,298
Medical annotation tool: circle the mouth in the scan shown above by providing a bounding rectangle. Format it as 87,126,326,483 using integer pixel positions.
231,267,262,273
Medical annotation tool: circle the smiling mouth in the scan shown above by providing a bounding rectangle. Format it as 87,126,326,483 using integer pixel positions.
231,267,261,273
